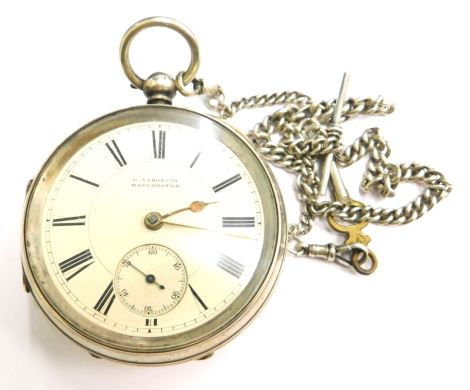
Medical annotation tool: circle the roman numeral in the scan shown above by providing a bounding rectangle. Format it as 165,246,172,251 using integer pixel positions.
189,284,208,311
70,175,99,188
190,151,201,168
94,281,116,315
152,130,166,159
217,254,245,279
53,215,86,226
212,174,242,193
145,318,158,326
222,217,255,228
58,249,94,281
106,140,127,167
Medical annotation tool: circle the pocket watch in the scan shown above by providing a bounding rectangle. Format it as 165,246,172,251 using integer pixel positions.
21,16,452,366
21,17,286,365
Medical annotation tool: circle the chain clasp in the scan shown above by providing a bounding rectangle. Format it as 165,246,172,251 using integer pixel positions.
307,242,377,275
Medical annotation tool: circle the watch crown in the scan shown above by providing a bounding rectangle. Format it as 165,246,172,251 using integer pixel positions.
143,72,177,105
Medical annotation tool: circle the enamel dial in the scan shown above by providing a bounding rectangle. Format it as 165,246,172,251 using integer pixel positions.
22,105,286,365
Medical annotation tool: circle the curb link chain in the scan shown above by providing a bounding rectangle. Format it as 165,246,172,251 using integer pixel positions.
198,80,453,273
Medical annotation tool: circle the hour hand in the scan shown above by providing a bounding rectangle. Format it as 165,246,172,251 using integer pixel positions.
161,201,217,219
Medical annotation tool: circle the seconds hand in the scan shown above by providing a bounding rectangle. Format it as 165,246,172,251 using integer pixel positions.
127,261,165,289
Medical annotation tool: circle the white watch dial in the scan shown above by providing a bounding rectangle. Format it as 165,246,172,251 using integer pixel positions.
43,121,264,336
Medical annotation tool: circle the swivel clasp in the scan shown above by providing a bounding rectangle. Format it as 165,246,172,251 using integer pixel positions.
307,242,377,275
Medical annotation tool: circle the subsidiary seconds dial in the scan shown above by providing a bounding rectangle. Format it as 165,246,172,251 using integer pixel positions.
114,244,187,316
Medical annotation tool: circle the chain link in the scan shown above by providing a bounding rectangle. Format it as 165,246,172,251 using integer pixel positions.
202,85,453,253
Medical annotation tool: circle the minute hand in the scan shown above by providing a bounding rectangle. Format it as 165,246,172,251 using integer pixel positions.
162,220,258,240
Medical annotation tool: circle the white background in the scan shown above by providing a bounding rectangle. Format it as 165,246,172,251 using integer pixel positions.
1,1,468,389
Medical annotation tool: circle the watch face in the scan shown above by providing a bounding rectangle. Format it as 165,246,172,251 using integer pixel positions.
22,105,285,364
